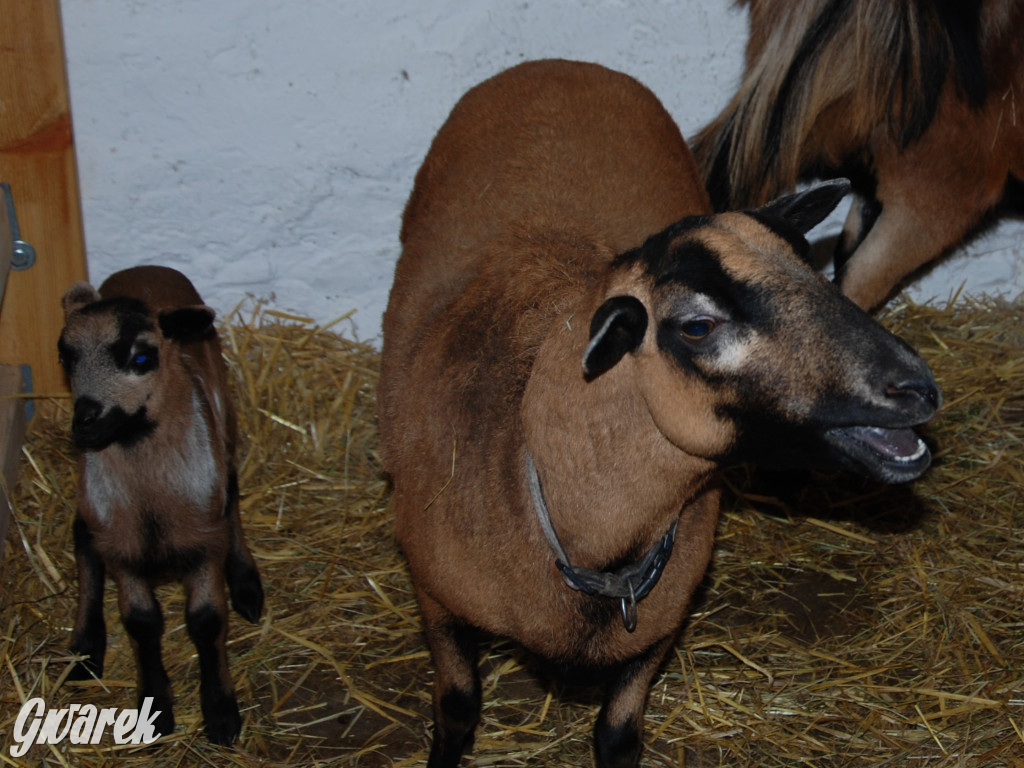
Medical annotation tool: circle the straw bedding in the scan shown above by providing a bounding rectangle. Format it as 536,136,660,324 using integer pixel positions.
1,296,1022,767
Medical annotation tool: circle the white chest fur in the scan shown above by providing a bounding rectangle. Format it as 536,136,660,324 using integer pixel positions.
83,393,220,525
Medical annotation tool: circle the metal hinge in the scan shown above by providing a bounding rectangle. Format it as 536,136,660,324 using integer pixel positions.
0,183,36,271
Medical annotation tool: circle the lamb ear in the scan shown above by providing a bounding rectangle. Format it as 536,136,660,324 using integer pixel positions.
159,305,216,340
62,282,101,318
582,296,648,380
755,178,851,234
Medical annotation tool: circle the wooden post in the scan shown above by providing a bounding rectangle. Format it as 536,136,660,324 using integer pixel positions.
0,0,88,395
1,177,26,560
0,0,86,558
0,364,26,560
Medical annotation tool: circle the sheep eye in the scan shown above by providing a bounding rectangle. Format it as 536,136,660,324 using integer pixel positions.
679,317,716,341
129,347,158,373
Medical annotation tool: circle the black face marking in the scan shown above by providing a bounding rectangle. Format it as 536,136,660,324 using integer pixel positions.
57,334,78,376
127,343,159,375
78,296,153,325
649,240,762,319
72,399,156,451
717,403,825,468
75,297,157,371
621,230,777,379
614,215,711,276
111,326,155,371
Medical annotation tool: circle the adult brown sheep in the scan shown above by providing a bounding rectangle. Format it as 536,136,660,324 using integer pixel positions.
379,59,940,768
691,0,1024,311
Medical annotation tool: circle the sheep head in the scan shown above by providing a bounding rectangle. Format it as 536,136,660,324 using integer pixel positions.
583,180,940,483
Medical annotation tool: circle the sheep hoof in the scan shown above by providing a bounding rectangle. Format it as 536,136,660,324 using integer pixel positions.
66,656,103,682
228,567,264,624
152,706,176,742
203,698,241,746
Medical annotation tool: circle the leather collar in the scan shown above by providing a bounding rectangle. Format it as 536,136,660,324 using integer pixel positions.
525,450,677,632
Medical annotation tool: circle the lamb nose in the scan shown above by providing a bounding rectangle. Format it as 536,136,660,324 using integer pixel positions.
73,397,102,429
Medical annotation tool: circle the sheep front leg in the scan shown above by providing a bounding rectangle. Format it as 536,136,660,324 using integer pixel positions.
833,192,881,285
117,574,175,739
594,635,675,768
835,135,1006,312
184,562,242,746
223,468,264,624
419,591,482,768
68,516,107,680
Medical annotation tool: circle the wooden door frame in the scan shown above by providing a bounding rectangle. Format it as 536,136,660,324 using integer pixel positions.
0,0,88,395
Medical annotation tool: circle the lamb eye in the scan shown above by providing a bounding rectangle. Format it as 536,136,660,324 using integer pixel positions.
679,317,716,341
57,339,77,373
129,347,158,373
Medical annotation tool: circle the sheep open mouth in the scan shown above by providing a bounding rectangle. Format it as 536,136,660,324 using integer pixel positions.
826,425,931,483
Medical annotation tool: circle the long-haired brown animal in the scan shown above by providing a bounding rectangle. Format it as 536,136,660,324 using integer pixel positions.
691,0,1024,311
58,266,264,746
379,59,940,768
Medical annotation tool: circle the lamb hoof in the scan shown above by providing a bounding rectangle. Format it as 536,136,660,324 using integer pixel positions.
153,707,176,741
66,656,103,682
229,568,264,624
204,700,242,746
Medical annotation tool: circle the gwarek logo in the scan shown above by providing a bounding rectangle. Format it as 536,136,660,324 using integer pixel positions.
10,697,163,756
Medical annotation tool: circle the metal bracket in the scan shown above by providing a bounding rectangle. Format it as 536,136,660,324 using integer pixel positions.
0,183,37,271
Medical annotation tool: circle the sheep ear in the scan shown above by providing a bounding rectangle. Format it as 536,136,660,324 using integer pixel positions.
755,178,851,234
582,296,648,380
62,282,101,318
159,305,216,340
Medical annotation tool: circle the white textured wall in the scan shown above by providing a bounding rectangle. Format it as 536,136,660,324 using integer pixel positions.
61,1,1024,342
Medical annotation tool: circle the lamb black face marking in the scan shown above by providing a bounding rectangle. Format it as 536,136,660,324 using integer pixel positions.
57,334,78,375
72,398,156,450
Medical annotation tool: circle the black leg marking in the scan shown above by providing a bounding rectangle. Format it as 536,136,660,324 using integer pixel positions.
224,469,264,623
425,620,481,768
68,516,107,681
186,602,241,746
122,602,175,739
594,712,642,768
226,548,263,624
593,637,674,768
